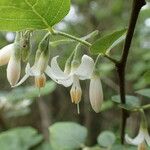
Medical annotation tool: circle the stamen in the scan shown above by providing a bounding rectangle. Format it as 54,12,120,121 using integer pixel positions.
38,88,41,97
77,103,80,114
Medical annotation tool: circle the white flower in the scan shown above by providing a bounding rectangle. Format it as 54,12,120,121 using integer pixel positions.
47,55,95,104
13,53,48,88
0,43,13,66
6,44,21,86
125,127,150,148
89,74,103,113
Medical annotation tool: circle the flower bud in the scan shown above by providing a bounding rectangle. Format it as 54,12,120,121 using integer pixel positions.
37,52,49,74
34,34,50,74
35,74,46,88
70,75,82,104
89,74,103,113
7,44,21,86
7,55,21,86
0,44,13,66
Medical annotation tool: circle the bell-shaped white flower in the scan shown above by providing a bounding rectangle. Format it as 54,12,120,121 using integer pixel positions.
47,55,95,86
125,111,150,149
13,52,49,87
125,128,150,147
46,55,95,104
89,73,103,113
126,129,150,146
6,44,21,86
0,43,14,66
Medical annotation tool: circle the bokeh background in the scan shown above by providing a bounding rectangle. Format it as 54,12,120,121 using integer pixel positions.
0,0,150,149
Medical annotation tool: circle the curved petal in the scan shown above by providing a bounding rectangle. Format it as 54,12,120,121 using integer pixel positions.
57,77,73,87
144,130,150,146
75,55,94,80
50,56,69,79
125,132,144,146
45,66,73,87
29,66,41,76
12,74,29,87
25,63,31,74
25,63,40,76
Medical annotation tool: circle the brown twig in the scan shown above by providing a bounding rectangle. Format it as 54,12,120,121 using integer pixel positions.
116,0,146,144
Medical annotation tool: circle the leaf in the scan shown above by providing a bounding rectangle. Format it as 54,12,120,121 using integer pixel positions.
136,89,150,98
49,122,88,150
97,131,116,147
33,142,53,150
0,0,70,31
0,127,43,150
0,81,56,102
143,71,150,84
111,95,141,108
91,29,126,54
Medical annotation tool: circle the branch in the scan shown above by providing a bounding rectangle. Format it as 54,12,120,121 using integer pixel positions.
116,0,146,144
52,30,92,47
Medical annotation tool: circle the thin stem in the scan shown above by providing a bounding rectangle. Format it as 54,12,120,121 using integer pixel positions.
52,30,92,47
116,0,146,144
104,54,119,64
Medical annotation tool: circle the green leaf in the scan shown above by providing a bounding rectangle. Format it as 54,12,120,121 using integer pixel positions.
0,81,56,102
33,142,53,150
111,95,141,108
49,122,87,150
0,127,43,150
91,29,126,54
0,0,70,31
143,71,150,84
136,89,150,98
97,131,116,147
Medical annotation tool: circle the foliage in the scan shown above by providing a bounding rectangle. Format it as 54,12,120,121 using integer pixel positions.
0,0,149,150
0,0,70,31
91,29,126,54
0,127,43,150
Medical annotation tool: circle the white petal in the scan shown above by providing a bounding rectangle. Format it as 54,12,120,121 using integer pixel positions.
0,43,14,66
25,63,31,74
125,131,144,146
75,55,94,80
50,56,70,79
89,76,103,113
13,63,30,87
37,53,49,74
57,77,73,87
45,66,73,87
29,66,41,76
144,130,150,146
24,63,40,76
12,74,29,87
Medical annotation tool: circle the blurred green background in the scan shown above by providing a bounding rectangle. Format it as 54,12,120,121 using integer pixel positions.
0,0,149,149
